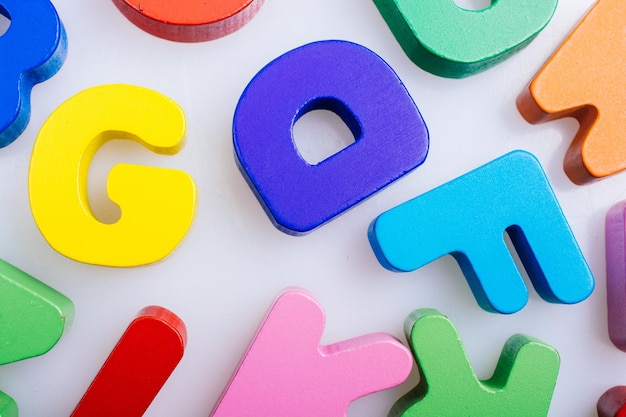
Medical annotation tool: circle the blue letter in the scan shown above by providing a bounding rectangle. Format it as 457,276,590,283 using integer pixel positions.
369,150,594,314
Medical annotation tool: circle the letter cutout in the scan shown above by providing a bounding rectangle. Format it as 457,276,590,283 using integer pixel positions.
517,0,626,183
598,386,626,417
369,150,594,314
0,258,74,365
0,393,17,417
29,84,197,267
390,309,560,417
0,258,74,417
234,40,429,235
372,0,557,78
210,289,413,417
605,201,626,351
112,0,264,42
0,0,67,147
71,306,186,417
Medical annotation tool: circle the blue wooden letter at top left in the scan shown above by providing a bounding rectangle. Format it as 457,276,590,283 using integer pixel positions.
233,40,429,235
0,0,67,148
369,150,594,314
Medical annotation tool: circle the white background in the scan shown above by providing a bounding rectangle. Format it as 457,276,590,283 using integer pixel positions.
0,0,618,416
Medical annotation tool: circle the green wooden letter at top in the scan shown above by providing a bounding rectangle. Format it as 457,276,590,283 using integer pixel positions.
0,258,74,365
390,309,560,417
373,0,557,78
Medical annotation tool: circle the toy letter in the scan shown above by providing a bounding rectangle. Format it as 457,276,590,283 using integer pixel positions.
369,150,594,313
0,0,67,146
71,306,186,417
211,289,413,417
29,84,197,267
112,0,264,42
373,0,557,78
0,258,74,416
517,0,626,183
391,309,560,417
234,40,429,235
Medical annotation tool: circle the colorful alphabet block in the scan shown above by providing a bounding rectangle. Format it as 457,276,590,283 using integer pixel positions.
0,393,17,417
605,201,626,351
598,386,626,417
234,40,429,235
112,0,264,42
369,150,594,314
517,0,626,183
0,258,74,365
210,289,413,417
372,0,557,78
71,306,187,417
0,258,74,417
390,308,560,417
0,0,67,147
28,84,197,267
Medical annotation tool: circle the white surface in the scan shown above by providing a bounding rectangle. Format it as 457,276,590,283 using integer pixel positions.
0,1,616,416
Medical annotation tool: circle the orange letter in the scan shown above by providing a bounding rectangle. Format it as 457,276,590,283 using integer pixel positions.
517,0,626,184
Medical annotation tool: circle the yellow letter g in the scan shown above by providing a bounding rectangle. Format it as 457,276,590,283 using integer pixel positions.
29,84,197,267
